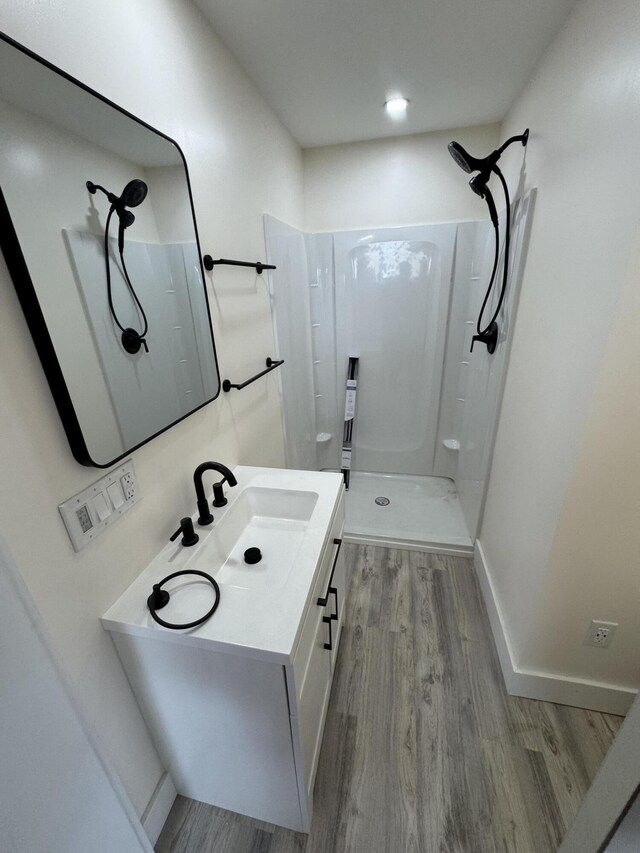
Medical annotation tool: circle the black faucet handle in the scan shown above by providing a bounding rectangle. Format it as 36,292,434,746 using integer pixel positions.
212,481,228,508
170,517,200,547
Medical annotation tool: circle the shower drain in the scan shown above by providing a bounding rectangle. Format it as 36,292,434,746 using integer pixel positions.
374,496,390,506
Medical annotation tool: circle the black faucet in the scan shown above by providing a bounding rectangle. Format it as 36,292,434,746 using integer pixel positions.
193,462,237,525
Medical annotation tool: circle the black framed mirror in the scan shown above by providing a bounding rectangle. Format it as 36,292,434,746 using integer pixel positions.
0,32,220,467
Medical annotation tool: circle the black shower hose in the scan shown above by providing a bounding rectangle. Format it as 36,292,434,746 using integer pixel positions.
103,206,149,346
476,165,512,337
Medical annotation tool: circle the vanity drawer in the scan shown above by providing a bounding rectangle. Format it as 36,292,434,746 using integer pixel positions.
290,497,344,708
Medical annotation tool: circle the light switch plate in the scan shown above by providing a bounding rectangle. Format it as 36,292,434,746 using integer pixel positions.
58,459,141,552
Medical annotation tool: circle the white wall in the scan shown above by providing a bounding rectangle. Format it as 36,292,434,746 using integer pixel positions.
303,124,499,232
478,0,640,702
0,0,302,817
0,538,152,853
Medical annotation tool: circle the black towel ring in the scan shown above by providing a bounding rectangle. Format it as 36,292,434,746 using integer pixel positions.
146,569,220,630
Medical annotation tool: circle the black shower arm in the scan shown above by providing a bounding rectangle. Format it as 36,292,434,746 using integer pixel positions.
496,129,529,157
86,181,118,205
482,130,530,173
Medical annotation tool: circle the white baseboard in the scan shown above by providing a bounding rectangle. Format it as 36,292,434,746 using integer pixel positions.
474,540,636,717
141,771,177,846
343,532,473,558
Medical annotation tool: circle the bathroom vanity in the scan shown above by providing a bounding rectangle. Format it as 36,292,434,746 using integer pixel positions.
102,466,345,832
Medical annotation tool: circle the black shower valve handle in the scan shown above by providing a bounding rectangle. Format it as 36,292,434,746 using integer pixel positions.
121,328,149,355
471,321,499,355
170,517,200,547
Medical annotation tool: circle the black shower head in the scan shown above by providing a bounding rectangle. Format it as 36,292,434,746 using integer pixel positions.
120,179,148,208
447,141,485,174
448,141,499,173
448,129,529,176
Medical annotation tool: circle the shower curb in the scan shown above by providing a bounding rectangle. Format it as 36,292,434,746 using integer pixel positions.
342,532,473,558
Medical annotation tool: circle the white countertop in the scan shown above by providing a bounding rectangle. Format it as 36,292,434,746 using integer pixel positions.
101,466,344,665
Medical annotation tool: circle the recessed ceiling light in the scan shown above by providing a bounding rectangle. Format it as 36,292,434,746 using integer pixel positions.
384,97,409,119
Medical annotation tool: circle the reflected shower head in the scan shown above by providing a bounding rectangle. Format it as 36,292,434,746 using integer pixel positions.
87,178,148,211
120,179,148,208
87,178,148,250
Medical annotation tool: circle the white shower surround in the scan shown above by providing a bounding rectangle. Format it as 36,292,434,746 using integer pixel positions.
265,196,533,543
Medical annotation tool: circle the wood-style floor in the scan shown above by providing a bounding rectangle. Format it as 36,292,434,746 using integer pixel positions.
156,545,622,853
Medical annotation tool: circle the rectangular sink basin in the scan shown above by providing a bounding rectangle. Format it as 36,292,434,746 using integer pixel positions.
187,487,319,591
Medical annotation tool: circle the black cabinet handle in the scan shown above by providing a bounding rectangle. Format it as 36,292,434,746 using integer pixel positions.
323,615,333,651
329,587,339,621
317,538,342,607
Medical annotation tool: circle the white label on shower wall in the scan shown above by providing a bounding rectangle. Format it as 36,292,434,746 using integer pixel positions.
341,448,352,469
344,381,357,420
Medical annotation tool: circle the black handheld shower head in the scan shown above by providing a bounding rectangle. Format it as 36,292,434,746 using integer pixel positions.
469,173,498,228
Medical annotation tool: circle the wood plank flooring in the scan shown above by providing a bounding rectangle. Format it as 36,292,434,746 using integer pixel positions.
156,545,623,853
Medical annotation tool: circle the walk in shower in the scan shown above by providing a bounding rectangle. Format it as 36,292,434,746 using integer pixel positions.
264,195,533,553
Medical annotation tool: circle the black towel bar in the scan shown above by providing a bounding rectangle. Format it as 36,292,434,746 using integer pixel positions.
203,255,276,274
223,358,284,392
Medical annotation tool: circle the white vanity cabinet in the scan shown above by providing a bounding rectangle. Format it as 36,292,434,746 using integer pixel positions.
103,467,345,833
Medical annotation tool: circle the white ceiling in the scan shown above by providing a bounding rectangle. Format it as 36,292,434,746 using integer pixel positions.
195,0,576,148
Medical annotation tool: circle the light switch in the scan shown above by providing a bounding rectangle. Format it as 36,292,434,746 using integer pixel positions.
93,491,111,522
107,480,125,509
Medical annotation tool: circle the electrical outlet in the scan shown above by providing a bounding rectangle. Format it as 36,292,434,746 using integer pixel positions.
584,620,618,648
120,471,136,501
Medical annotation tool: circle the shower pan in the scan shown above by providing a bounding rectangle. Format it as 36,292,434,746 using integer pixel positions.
264,195,534,553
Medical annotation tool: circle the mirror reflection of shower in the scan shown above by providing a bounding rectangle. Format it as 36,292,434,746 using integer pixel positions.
87,177,150,354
